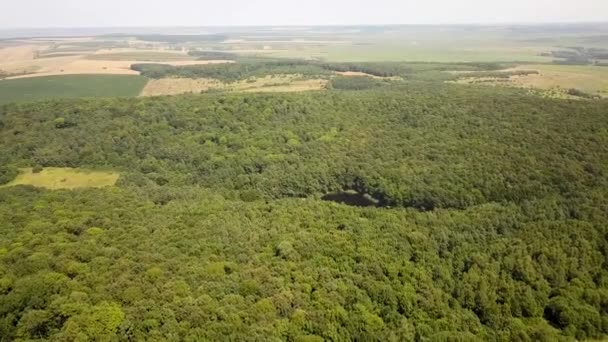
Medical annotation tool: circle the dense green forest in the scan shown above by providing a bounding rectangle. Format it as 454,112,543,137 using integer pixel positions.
131,59,503,82
131,60,332,81
1,76,608,341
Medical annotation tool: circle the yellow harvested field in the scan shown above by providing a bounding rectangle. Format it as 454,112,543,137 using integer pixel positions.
1,56,76,76
0,45,44,63
0,41,234,79
87,50,193,61
5,59,140,78
5,59,234,79
140,75,328,96
2,168,120,190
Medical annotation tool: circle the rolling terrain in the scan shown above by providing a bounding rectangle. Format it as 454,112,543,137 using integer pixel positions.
0,24,608,341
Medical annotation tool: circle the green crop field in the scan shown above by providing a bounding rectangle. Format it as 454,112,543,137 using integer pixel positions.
0,75,148,104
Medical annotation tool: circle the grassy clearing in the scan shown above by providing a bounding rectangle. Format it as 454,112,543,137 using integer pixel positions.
140,75,327,96
510,64,608,96
238,79,327,93
453,64,608,98
228,75,327,93
0,74,148,103
141,78,222,96
1,168,119,190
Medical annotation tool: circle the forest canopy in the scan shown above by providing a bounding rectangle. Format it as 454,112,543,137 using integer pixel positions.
131,59,504,82
0,72,608,341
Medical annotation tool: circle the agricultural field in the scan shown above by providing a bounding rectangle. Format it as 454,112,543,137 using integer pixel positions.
263,41,556,63
0,74,148,103
86,50,195,61
1,25,608,102
0,39,233,80
3,59,234,80
1,167,119,190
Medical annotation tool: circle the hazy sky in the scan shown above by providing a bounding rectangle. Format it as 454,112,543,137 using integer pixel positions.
1,0,607,28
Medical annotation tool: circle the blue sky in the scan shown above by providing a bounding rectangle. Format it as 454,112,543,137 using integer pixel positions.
1,0,607,28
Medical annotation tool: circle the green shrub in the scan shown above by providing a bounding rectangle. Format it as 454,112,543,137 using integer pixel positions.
0,165,18,185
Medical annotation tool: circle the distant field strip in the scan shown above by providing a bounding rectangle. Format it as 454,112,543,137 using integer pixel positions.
0,74,148,103
5,59,234,79
87,51,194,61
2,168,120,190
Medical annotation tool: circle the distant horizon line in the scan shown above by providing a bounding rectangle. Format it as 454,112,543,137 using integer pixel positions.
1,21,608,31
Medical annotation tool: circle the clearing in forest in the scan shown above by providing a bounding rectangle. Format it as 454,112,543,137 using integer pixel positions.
454,64,608,98
140,75,328,96
141,78,223,96
508,64,608,97
2,168,120,190
236,76,328,93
